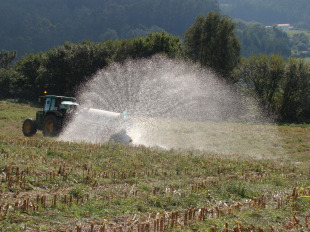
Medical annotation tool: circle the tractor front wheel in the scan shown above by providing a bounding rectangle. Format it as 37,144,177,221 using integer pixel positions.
42,115,61,137
22,118,37,137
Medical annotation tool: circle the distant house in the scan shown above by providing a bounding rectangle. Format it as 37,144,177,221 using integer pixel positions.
277,24,292,30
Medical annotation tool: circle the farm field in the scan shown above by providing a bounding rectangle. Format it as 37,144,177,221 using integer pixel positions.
286,30,310,40
0,100,309,231
303,57,310,64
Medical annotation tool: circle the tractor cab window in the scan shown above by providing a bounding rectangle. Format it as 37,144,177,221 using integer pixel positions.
59,104,70,111
60,101,78,114
44,99,51,111
50,99,56,110
55,99,62,109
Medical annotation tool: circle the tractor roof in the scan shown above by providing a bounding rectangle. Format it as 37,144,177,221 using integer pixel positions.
40,95,77,102
42,95,75,101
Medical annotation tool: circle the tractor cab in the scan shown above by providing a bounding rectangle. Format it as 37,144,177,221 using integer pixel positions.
39,95,78,112
22,95,78,137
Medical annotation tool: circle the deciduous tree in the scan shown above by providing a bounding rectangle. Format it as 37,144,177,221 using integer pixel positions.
233,54,285,116
184,12,241,79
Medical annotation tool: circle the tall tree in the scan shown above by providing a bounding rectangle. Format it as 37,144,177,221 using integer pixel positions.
184,12,240,79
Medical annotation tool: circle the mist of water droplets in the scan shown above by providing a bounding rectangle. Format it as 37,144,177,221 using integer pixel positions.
59,55,283,157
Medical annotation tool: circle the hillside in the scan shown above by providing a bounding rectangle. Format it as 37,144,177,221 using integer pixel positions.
219,0,310,29
0,101,309,231
2,0,309,59
0,0,219,58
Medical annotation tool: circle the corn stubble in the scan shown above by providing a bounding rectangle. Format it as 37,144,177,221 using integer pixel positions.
0,100,309,231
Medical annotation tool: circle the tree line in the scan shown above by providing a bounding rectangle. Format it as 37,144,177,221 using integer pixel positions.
233,55,310,123
1,12,309,123
236,21,292,58
0,0,301,59
0,32,182,100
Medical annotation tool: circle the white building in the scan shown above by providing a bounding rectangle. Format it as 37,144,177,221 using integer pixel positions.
277,24,292,30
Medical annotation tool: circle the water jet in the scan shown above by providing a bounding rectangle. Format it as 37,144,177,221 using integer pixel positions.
59,55,283,157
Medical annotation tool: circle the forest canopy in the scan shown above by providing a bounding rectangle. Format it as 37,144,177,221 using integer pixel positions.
1,0,307,59
0,0,219,57
235,21,291,58
219,0,310,30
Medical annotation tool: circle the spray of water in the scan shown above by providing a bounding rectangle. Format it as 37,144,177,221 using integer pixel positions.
59,55,283,157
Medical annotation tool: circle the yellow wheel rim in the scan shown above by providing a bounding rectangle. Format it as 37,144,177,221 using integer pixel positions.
24,121,31,133
44,119,54,133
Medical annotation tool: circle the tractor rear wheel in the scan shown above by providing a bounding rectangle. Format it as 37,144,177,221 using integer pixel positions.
22,118,37,137
42,115,61,137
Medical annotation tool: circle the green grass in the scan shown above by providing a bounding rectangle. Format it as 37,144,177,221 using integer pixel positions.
131,117,288,159
303,57,310,64
0,101,309,231
285,29,310,63
286,29,310,40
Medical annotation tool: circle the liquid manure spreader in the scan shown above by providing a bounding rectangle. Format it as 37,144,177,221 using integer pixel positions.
22,95,132,143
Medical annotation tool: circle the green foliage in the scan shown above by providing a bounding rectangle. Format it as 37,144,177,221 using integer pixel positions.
219,0,310,30
4,32,181,100
113,32,182,62
280,58,310,122
225,181,259,199
0,0,219,57
1,0,309,62
292,33,309,51
236,22,291,58
0,68,22,99
234,54,285,116
291,33,310,58
69,187,85,199
0,50,17,69
233,55,310,122
184,12,241,78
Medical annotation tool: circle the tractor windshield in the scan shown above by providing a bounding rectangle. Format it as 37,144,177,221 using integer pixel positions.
60,101,79,113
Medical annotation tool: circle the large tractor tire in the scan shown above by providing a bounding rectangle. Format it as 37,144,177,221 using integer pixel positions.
22,118,37,137
42,115,61,137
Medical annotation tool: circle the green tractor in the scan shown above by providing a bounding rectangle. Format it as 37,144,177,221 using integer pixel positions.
22,95,78,137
